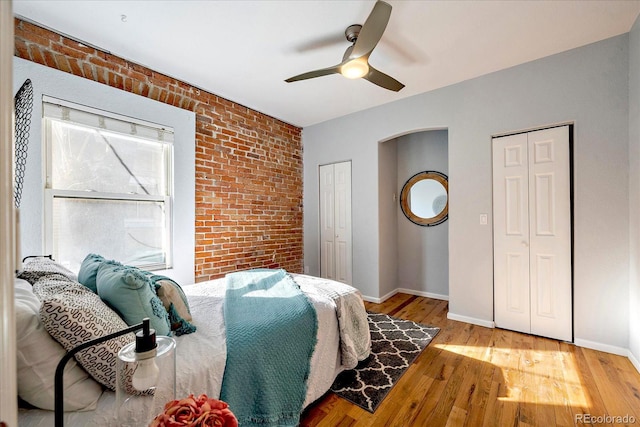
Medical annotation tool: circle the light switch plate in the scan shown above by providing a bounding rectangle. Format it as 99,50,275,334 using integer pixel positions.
480,214,488,225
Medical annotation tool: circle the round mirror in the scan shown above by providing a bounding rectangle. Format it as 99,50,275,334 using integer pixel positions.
400,171,448,226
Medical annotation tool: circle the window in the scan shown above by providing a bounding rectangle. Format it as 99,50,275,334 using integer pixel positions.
43,97,174,273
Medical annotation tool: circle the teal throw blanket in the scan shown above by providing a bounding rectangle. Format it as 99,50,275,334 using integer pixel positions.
220,269,318,426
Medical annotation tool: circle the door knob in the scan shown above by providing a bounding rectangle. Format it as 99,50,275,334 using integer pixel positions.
522,241,529,247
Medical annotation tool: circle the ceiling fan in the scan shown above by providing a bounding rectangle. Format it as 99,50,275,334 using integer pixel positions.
285,0,405,92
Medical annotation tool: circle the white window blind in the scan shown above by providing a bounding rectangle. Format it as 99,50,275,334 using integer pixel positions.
43,98,174,143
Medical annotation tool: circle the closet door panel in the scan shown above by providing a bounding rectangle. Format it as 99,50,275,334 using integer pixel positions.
319,162,352,284
493,133,531,334
505,252,530,315
320,164,336,279
333,161,352,284
528,126,572,341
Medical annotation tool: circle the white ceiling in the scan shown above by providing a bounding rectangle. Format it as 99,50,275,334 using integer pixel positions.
13,0,640,128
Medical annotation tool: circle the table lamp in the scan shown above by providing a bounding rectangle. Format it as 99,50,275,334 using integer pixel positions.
116,321,176,427
54,318,176,427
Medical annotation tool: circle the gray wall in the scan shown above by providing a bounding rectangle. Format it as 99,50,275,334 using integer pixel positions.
13,58,196,285
303,34,630,350
377,137,398,299
395,130,449,298
629,15,640,367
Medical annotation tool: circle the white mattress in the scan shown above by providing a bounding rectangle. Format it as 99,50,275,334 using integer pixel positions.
18,274,346,426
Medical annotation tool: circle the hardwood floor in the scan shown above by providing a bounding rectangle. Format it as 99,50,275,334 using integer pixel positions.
300,293,640,427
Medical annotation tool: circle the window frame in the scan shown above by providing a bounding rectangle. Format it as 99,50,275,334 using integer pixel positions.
42,96,174,271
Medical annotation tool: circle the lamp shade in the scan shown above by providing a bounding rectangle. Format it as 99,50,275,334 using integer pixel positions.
116,336,176,427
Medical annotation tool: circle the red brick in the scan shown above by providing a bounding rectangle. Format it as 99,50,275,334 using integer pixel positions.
61,38,97,55
67,58,83,77
54,53,72,73
14,17,304,280
14,38,29,60
54,42,90,60
27,44,45,65
82,62,96,80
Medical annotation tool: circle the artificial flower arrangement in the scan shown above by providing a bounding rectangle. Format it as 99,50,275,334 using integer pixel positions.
149,394,238,427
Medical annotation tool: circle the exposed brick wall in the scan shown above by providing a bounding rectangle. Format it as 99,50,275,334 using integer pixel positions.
14,18,304,282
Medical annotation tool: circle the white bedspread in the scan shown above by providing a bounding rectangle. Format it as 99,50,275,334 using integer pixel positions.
18,274,369,426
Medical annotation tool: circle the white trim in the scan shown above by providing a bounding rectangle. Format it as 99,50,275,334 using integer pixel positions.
361,288,398,304
628,350,640,375
362,288,450,304
0,1,18,424
491,121,575,139
447,312,496,328
48,189,168,202
43,95,175,134
397,287,449,301
574,338,629,357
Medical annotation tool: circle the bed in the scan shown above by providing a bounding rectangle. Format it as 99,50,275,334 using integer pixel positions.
15,258,371,426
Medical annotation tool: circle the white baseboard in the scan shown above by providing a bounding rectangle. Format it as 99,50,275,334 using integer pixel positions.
361,287,449,304
573,338,628,357
397,288,449,301
574,340,640,374
361,288,398,304
629,350,640,374
447,312,495,329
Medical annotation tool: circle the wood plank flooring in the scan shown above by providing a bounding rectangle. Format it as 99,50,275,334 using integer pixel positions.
300,293,640,427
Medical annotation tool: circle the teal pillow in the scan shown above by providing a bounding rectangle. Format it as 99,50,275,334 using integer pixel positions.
77,254,111,293
96,263,171,336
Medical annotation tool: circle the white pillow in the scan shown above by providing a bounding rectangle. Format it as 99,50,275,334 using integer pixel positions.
15,278,102,411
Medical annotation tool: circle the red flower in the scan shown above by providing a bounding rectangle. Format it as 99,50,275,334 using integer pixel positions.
150,394,238,427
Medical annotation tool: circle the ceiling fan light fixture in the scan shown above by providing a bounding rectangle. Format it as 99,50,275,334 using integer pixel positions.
340,58,369,79
285,1,403,91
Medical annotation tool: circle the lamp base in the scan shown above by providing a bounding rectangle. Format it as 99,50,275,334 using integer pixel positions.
116,336,176,427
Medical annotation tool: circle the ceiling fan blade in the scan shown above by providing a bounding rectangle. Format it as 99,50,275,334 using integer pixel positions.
350,0,392,59
293,33,346,53
285,65,341,83
363,65,405,92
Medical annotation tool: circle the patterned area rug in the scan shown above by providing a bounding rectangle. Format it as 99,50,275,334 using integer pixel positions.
330,312,440,413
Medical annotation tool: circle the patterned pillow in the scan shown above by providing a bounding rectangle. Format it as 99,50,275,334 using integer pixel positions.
37,281,135,390
154,277,193,322
154,277,196,336
15,278,102,411
18,256,78,284
31,272,81,302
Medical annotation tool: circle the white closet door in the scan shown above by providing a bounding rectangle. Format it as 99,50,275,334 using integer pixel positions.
319,162,352,284
493,126,572,341
493,133,532,335
333,162,352,284
528,126,572,341
320,164,336,280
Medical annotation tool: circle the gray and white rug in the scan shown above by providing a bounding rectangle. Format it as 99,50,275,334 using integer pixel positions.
330,312,440,413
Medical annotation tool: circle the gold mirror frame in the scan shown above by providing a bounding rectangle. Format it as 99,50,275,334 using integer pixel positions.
400,171,449,227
